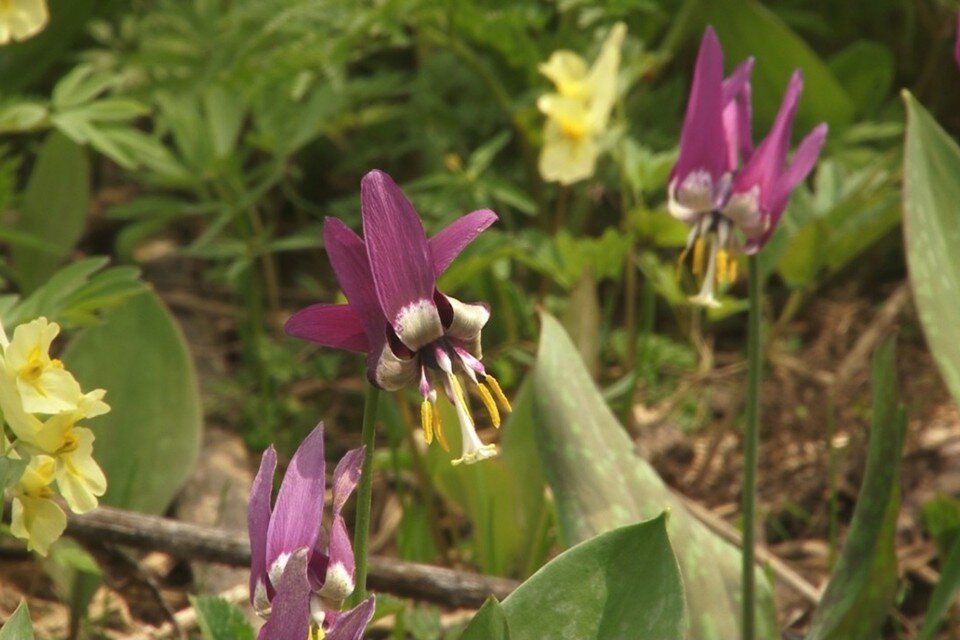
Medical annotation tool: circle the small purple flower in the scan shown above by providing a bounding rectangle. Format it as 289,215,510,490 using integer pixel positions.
285,170,511,465
248,423,375,640
668,27,827,307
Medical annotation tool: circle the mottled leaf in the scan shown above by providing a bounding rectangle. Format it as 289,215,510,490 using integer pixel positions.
531,313,777,640
501,515,685,640
459,597,511,640
902,91,960,409
0,601,33,640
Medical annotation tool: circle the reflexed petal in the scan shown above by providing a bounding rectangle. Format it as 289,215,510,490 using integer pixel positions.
316,514,355,602
285,304,371,353
586,22,626,130
539,51,589,97
331,448,364,515
249,446,277,605
323,217,385,346
360,170,442,349
721,57,754,169
774,123,828,209
368,342,419,391
266,424,326,573
733,70,803,204
326,596,377,640
428,209,498,277
440,295,490,345
670,27,728,187
257,548,312,640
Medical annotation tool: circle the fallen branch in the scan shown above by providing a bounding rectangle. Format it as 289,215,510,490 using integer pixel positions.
66,506,518,609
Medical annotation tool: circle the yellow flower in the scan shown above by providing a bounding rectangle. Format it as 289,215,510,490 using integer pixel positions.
15,407,108,514
10,454,67,556
0,0,48,45
537,22,626,185
2,317,84,415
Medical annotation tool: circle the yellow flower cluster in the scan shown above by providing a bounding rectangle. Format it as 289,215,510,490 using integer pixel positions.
0,317,109,555
0,0,48,46
537,23,626,185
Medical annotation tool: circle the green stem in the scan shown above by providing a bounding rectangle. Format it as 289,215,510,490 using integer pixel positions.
741,255,762,640
349,383,381,607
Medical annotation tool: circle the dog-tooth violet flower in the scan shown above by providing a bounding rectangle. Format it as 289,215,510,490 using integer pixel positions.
248,423,375,640
0,0,48,45
537,22,626,185
285,170,511,465
668,27,827,307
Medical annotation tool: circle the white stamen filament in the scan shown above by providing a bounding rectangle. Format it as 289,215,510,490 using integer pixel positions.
689,237,722,309
445,373,497,465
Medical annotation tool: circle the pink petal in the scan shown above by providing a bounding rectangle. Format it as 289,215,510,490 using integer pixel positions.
721,57,754,169
326,596,377,640
284,304,371,353
257,549,312,640
324,217,386,347
360,170,440,342
670,26,729,186
326,514,356,591
733,70,804,208
331,447,364,516
266,423,326,572
249,446,277,606
428,209,498,277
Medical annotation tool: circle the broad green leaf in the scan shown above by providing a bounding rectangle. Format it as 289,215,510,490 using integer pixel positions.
501,515,685,640
63,291,202,514
902,91,960,408
0,456,27,490
699,0,854,130
530,313,777,640
0,601,33,640
191,596,256,640
920,530,960,640
459,597,511,640
12,131,90,293
562,272,600,379
807,339,904,639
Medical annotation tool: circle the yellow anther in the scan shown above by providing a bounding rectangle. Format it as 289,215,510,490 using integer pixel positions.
476,383,501,428
559,117,588,141
676,247,690,281
433,406,449,452
691,237,706,277
727,255,738,283
420,399,434,445
51,359,64,369
485,375,512,413
716,249,728,286
311,626,326,640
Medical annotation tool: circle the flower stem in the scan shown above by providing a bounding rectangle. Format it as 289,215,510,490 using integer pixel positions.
349,382,381,607
741,254,762,640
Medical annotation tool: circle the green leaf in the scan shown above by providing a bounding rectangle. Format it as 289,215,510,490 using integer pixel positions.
807,339,904,639
63,291,202,514
0,103,49,133
902,91,960,409
191,596,256,640
202,85,247,159
530,313,777,640
700,0,854,130
0,601,34,640
459,597,511,640
920,532,960,640
0,456,27,491
12,131,90,293
920,494,960,559
500,515,685,640
52,65,115,111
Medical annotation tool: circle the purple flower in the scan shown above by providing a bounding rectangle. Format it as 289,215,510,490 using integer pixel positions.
668,27,827,307
248,423,375,640
285,170,511,465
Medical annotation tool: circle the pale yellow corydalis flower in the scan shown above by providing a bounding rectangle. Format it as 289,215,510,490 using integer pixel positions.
537,22,626,185
0,0,48,46
10,454,66,556
3,317,84,415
